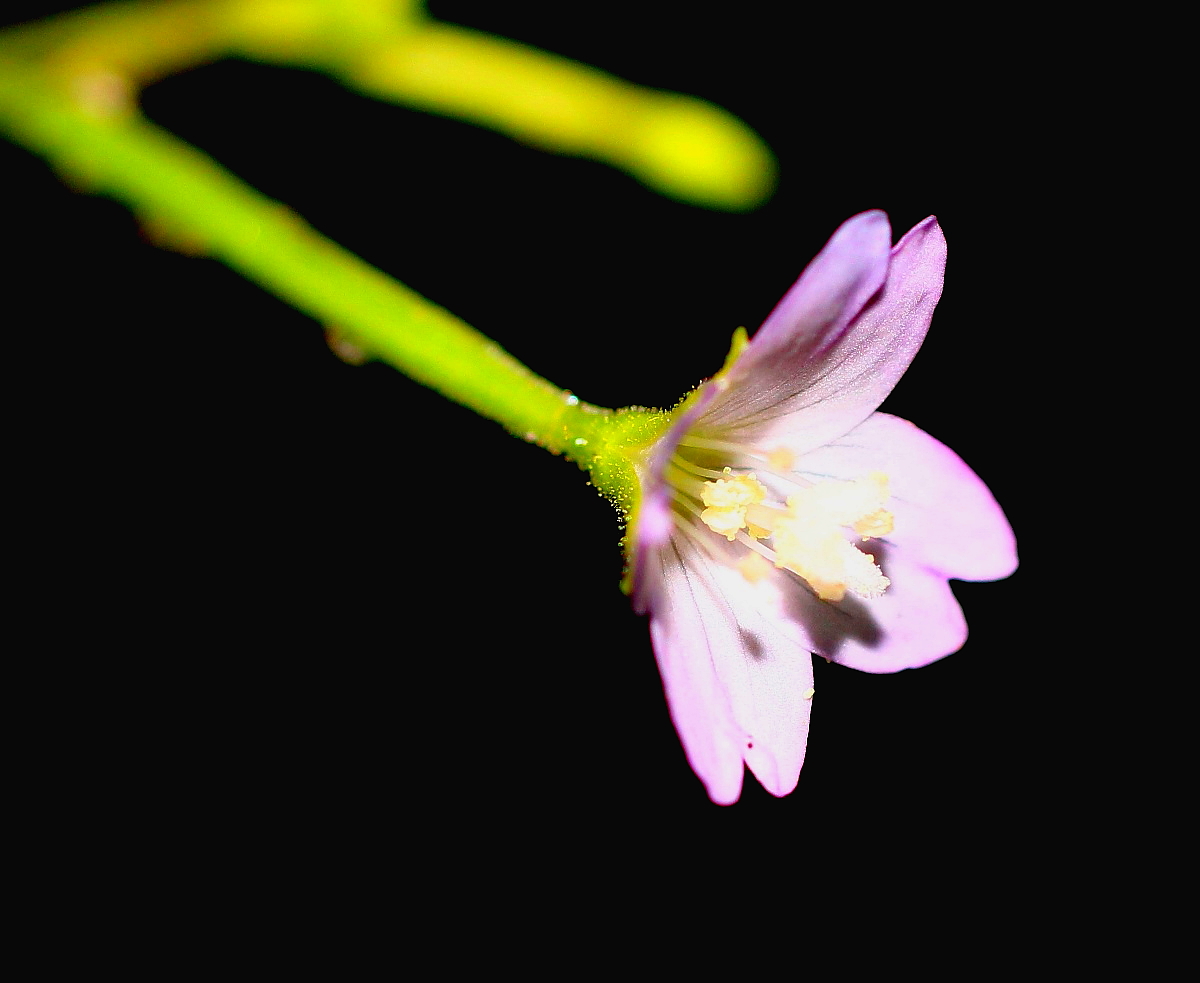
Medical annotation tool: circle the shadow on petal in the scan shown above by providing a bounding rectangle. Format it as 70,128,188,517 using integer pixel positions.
737,627,768,662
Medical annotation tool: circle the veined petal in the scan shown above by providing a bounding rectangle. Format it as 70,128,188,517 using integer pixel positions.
629,385,720,612
796,413,1018,582
736,209,893,369
700,214,947,456
646,534,815,803
791,544,970,673
697,210,891,440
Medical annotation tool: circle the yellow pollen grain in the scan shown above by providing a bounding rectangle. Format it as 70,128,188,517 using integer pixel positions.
854,509,894,539
736,552,774,583
767,447,795,472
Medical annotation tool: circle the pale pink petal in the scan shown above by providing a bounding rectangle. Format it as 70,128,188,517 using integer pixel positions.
629,386,719,613
730,210,892,373
795,413,1018,582
726,536,967,675
800,544,970,673
644,538,749,804
701,215,947,456
646,535,815,802
697,210,892,443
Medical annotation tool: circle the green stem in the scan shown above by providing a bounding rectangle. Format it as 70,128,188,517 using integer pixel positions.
0,56,608,448
0,2,685,510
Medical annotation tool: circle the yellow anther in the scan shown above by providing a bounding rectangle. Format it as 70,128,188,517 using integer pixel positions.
700,468,765,508
689,458,894,602
767,447,795,472
848,472,893,538
703,507,752,541
772,528,891,602
700,469,767,541
768,473,894,601
736,552,774,584
854,510,894,539
745,521,771,541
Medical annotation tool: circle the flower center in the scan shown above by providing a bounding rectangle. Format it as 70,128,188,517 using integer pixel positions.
667,443,894,603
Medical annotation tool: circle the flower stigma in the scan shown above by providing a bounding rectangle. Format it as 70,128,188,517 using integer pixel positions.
666,439,895,603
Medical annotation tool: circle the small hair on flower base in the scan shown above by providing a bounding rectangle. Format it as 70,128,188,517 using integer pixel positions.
624,210,1017,804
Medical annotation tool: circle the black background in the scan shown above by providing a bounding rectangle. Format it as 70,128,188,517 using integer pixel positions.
5,2,1042,894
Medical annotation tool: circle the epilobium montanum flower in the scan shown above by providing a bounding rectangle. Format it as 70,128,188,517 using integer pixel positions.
626,211,1017,804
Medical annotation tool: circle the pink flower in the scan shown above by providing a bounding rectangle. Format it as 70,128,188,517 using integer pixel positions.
629,211,1017,804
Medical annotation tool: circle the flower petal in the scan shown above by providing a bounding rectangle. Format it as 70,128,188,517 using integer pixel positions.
628,384,721,612
781,543,970,673
795,413,1018,582
645,534,815,802
702,214,947,456
696,210,892,444
737,210,894,369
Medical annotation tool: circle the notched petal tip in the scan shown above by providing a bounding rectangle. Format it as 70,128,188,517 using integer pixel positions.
646,538,815,803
